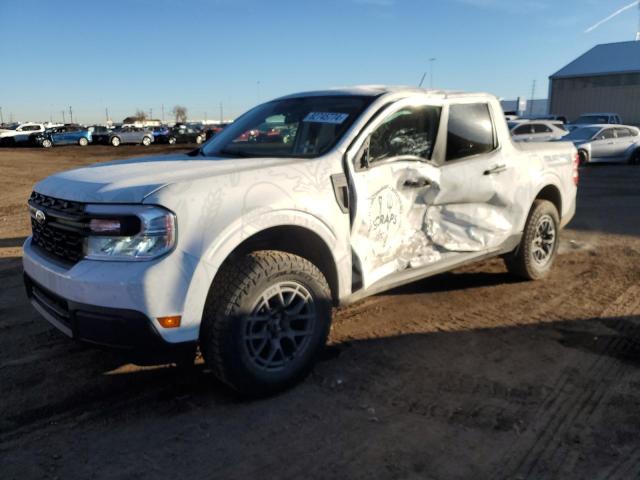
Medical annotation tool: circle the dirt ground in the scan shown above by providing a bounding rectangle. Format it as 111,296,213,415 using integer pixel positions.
1,146,639,480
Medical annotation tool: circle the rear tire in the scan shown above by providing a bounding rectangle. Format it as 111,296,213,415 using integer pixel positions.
200,251,332,396
142,136,152,146
111,136,121,147
504,200,560,280
41,139,53,148
578,149,588,166
168,136,177,145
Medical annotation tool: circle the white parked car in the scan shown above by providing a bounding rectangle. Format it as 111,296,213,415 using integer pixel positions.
509,120,568,142
23,86,578,395
560,124,640,165
0,122,45,144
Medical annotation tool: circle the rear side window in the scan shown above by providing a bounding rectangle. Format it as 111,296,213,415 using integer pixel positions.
615,128,631,138
532,124,552,133
446,103,495,161
514,125,532,135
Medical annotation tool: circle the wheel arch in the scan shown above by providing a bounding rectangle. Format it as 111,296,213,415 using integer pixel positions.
220,225,340,305
534,184,562,219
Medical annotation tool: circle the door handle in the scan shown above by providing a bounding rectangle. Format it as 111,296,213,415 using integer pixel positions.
483,164,507,175
403,177,430,188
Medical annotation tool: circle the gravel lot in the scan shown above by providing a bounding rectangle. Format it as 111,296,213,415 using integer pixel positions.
1,146,639,479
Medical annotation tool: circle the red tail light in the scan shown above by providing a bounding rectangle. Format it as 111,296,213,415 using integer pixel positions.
572,152,579,186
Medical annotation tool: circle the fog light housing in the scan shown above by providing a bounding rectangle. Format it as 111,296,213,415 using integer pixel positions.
158,315,181,328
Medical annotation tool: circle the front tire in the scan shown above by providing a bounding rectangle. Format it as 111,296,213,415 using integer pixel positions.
78,137,88,146
41,139,53,148
200,251,332,396
111,136,121,147
142,136,152,146
195,135,203,144
504,200,560,280
168,136,177,145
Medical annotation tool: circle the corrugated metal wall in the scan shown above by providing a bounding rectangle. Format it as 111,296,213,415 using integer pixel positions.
550,74,640,125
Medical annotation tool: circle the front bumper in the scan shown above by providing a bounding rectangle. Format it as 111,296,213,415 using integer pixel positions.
22,237,201,345
24,273,194,353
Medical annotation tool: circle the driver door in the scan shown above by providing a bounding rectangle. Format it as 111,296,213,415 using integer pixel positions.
347,99,445,287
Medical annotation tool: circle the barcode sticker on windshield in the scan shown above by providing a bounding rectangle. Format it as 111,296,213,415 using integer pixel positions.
303,112,349,124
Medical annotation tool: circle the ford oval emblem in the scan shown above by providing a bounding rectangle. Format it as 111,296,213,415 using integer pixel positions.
35,209,46,224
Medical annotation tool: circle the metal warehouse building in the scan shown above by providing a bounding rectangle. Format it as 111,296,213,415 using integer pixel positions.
549,41,640,125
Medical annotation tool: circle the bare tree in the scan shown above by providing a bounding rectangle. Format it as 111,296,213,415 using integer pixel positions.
172,105,188,123
134,109,148,121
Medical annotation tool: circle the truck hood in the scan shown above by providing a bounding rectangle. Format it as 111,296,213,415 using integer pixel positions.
34,153,303,203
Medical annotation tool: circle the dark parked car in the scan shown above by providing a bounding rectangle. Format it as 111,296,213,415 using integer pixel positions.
160,125,205,144
92,126,154,146
204,123,230,140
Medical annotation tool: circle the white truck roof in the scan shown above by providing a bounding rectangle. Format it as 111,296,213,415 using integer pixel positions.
277,85,491,101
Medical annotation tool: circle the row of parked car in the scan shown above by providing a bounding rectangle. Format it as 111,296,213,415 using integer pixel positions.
0,122,228,148
506,112,640,165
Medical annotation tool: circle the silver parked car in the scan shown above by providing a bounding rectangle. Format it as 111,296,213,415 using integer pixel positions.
509,120,568,142
561,125,640,165
93,126,154,147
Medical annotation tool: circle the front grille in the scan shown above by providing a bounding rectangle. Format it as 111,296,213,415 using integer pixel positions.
29,192,87,266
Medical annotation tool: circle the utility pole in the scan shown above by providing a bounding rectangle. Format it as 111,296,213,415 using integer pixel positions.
529,80,536,116
204,111,207,122
0,107,3,124
105,107,109,123
219,102,223,123
149,108,153,120
161,104,165,123
69,106,73,124
429,58,436,89
62,110,66,123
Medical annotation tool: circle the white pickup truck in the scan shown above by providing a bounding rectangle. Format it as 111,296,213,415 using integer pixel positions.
23,86,578,395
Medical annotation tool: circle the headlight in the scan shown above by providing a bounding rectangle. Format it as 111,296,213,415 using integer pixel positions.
84,205,176,261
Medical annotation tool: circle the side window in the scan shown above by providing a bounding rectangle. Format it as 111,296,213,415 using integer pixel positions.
599,129,615,140
532,124,552,133
615,128,631,138
514,125,532,135
446,103,495,161
368,105,441,164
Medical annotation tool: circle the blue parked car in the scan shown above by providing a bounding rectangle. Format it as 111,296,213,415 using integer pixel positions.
38,125,92,148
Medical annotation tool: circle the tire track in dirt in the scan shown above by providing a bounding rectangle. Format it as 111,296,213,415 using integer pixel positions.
499,280,640,479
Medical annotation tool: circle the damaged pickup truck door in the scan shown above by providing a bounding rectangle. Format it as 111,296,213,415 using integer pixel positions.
426,102,524,253
347,98,524,290
347,99,445,288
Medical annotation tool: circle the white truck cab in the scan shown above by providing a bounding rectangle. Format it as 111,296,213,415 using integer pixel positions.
23,86,578,395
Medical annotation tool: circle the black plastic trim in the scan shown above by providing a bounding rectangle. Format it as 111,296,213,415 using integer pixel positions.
24,274,195,360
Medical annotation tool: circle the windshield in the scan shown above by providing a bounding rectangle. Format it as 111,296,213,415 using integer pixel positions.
200,95,375,158
574,115,608,124
564,127,600,141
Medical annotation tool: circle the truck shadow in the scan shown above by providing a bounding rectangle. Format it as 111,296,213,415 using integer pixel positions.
2,312,639,479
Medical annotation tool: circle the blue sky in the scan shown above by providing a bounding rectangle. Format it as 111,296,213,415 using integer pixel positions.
0,0,637,124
